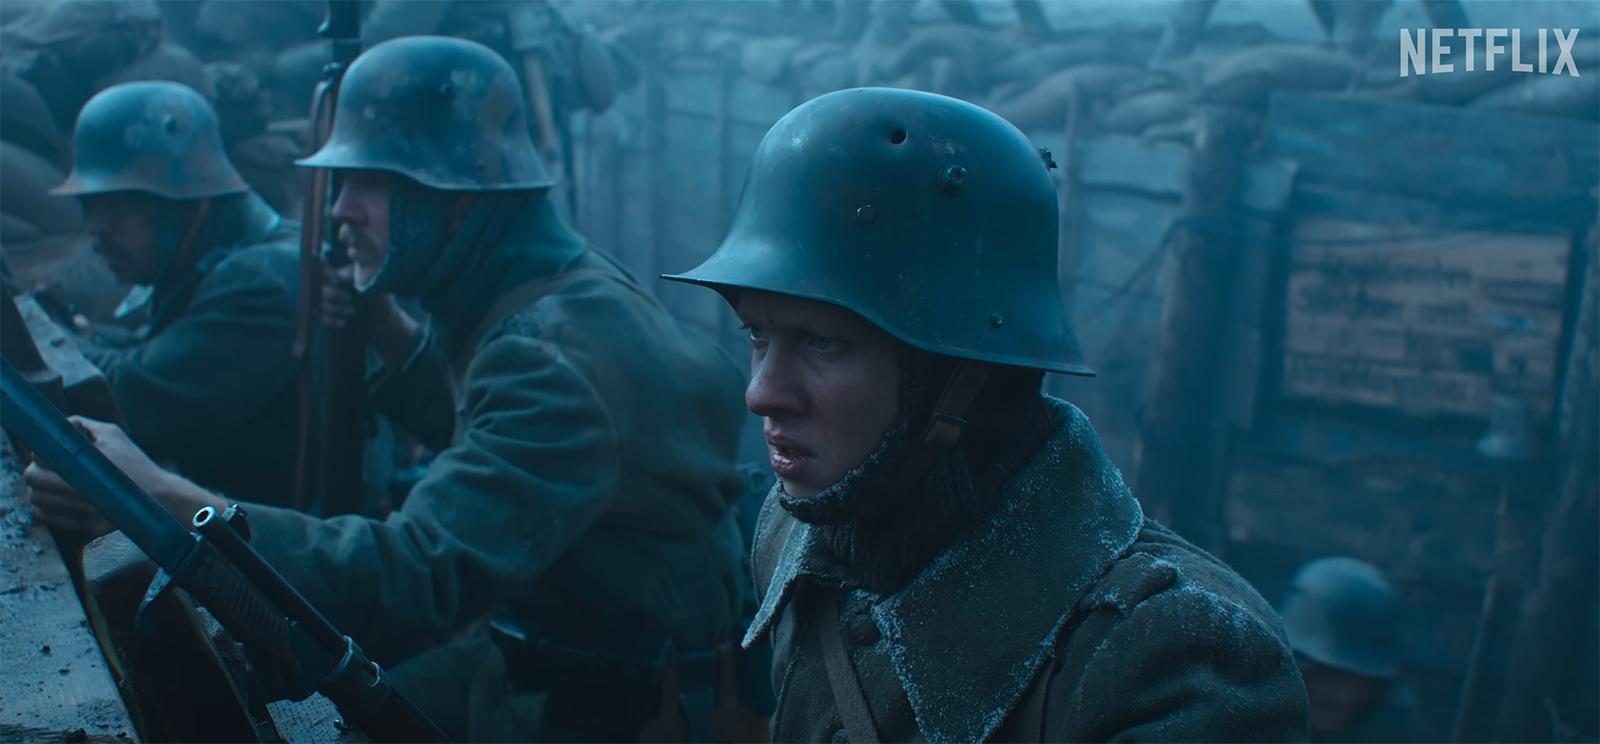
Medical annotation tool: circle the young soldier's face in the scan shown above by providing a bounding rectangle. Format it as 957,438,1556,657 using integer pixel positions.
737,291,901,499
82,193,165,285
330,170,393,288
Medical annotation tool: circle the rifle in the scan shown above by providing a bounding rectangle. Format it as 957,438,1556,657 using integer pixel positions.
507,3,577,221
294,0,366,515
0,358,448,742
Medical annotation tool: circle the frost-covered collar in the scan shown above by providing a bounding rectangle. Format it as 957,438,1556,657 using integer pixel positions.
745,397,1144,743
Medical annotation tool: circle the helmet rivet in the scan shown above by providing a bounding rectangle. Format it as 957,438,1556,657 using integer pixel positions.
940,165,966,192
989,313,1004,329
440,83,456,98
856,205,877,223
162,114,178,133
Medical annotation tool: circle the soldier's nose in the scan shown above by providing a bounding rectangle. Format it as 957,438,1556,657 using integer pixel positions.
746,355,806,419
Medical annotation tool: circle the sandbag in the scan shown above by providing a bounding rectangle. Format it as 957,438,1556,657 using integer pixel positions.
990,38,1120,84
99,42,216,100
1100,87,1193,133
0,141,81,237
1474,75,1600,121
881,22,1011,77
3,0,161,83
1142,115,1200,146
1201,43,1363,108
0,212,43,244
229,133,304,216
992,64,1159,131
0,69,62,163
3,233,127,323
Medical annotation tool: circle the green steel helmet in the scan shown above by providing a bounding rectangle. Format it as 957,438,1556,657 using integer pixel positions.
664,87,1090,375
1280,557,1403,679
51,81,248,200
296,35,553,191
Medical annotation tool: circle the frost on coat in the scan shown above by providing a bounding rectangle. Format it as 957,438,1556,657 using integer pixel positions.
748,397,1308,742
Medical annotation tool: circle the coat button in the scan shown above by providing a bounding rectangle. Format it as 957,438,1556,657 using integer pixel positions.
830,725,850,743
846,611,881,646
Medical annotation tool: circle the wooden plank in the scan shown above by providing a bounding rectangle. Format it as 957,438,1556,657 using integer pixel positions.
728,78,794,129
1067,190,1181,298
0,441,136,743
1266,93,1600,213
1241,410,1499,475
1291,184,1579,237
1223,450,1498,580
662,71,720,118
1281,218,1571,420
18,297,123,424
1074,133,1298,212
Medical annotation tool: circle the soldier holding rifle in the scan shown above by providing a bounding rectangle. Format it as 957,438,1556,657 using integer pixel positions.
29,35,752,742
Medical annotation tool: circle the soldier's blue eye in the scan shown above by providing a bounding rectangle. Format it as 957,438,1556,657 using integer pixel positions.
741,324,768,346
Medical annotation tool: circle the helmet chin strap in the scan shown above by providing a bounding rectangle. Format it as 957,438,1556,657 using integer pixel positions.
163,198,212,285
889,360,991,499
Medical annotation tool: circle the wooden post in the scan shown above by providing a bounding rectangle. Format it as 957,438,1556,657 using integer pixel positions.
1133,107,1254,549
1492,226,1599,740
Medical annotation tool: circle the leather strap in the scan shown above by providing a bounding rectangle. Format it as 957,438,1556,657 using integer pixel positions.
812,592,881,743
1006,655,1052,741
889,361,991,497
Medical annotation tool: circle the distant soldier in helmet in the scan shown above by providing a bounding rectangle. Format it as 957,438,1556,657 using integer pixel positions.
28,36,750,741
29,81,302,515
1281,557,1424,742
664,87,1309,741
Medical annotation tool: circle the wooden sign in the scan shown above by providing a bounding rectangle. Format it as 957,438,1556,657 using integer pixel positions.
1282,218,1570,420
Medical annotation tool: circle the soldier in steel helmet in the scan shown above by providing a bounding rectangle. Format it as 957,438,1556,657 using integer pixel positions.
1281,557,1424,742
28,81,302,517
27,36,751,740
664,87,1310,741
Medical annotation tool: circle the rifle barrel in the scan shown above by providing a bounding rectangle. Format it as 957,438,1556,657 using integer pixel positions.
0,358,194,571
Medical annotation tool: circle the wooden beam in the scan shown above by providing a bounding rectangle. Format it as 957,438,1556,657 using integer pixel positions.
1266,94,1599,217
0,442,135,741
1133,108,1258,549
1492,226,1599,739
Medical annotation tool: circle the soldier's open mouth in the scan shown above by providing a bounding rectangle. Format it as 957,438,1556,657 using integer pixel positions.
766,434,813,479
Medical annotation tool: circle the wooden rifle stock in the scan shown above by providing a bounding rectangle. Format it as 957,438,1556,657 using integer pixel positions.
294,0,366,515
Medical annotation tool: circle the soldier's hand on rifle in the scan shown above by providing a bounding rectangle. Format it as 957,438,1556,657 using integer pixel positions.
26,470,114,539
322,259,424,368
25,417,226,529
319,261,361,331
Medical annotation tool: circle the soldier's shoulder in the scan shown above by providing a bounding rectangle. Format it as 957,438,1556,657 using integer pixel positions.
1044,523,1307,741
1077,520,1283,638
487,261,635,339
201,240,300,299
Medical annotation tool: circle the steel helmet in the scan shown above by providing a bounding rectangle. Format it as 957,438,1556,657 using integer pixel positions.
52,81,248,200
1280,557,1403,678
664,87,1090,375
296,35,553,191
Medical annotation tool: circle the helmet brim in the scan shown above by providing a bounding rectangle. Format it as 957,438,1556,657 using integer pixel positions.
663,264,1096,377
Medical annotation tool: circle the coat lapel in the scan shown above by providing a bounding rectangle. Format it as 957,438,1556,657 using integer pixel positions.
747,398,1144,742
